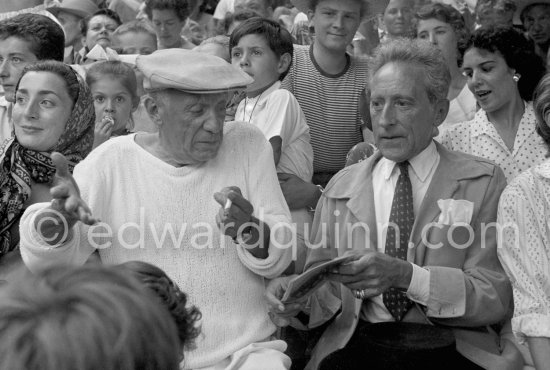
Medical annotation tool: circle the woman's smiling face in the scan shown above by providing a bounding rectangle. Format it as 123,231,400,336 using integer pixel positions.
13,71,74,152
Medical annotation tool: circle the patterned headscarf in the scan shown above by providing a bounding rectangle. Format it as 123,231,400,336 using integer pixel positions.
0,67,95,257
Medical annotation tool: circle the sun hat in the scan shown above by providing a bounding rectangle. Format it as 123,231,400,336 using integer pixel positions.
47,0,99,19
513,0,550,25
291,0,390,20
136,48,253,94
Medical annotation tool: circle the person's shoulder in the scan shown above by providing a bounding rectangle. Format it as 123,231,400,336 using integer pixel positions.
324,155,377,199
292,44,310,61
81,135,136,164
437,143,502,179
267,87,296,103
224,121,267,144
505,160,550,195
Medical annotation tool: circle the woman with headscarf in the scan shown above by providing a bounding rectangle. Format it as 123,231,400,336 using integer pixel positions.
0,60,94,279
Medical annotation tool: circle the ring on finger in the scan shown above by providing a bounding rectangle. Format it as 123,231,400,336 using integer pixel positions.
353,289,367,300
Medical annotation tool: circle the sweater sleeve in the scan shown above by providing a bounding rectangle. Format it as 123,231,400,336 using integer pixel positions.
20,153,109,273
19,202,95,272
234,125,293,279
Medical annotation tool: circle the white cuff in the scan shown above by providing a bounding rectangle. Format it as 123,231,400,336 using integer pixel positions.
406,263,430,305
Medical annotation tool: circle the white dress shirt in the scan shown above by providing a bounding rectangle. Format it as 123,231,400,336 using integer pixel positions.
361,141,439,322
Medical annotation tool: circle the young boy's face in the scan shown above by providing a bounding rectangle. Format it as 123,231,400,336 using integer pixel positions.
0,36,38,102
310,0,361,53
231,34,286,95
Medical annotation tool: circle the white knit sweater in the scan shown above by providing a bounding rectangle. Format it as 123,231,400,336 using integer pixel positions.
20,122,293,368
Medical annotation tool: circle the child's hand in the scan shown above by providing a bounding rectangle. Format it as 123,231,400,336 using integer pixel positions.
93,115,114,149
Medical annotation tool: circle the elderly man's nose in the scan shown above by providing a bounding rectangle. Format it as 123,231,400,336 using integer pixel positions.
203,110,223,132
378,105,396,127
429,33,437,45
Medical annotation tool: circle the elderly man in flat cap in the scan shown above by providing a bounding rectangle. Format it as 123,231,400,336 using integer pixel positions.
18,49,293,370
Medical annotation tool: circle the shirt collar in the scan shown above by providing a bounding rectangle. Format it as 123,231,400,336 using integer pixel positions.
380,140,439,182
251,81,280,107
471,101,529,139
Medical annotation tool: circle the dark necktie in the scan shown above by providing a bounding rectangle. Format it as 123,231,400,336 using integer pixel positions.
382,161,414,321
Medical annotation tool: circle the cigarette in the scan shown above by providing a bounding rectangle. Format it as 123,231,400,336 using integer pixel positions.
224,198,232,210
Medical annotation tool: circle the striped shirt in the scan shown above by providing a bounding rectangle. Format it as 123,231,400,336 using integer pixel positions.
281,44,369,173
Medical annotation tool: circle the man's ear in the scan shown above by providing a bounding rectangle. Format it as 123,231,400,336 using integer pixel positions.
433,98,450,128
143,95,162,127
277,53,292,75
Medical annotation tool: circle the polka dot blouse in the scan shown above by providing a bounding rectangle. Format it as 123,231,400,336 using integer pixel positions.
497,160,550,343
438,103,547,182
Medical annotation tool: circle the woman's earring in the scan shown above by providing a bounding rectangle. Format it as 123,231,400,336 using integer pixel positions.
513,74,521,82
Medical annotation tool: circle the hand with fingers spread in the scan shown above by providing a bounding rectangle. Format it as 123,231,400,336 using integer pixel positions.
93,115,114,149
34,152,98,245
213,186,270,259
265,275,307,327
327,251,413,299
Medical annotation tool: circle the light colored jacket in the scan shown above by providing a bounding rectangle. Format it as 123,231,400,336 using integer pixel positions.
304,142,522,370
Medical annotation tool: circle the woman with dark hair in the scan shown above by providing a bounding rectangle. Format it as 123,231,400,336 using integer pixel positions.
145,0,195,49
439,26,547,181
415,3,476,133
0,60,94,278
75,8,123,64
497,72,550,370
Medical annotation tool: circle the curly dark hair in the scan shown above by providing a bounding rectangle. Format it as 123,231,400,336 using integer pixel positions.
533,73,550,155
465,26,546,102
118,261,201,350
414,3,470,67
145,0,190,21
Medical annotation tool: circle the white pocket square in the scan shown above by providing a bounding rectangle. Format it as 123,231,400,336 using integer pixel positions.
437,199,474,225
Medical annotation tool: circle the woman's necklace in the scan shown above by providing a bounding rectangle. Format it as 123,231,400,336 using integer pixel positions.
243,90,264,124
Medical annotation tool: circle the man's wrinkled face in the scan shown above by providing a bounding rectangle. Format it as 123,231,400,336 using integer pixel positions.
523,4,550,46
370,62,447,162
150,91,228,165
